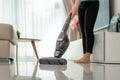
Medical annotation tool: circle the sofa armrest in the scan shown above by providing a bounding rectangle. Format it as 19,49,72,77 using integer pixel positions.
0,23,18,45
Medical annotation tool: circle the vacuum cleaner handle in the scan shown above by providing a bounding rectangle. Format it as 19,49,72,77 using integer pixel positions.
61,13,72,33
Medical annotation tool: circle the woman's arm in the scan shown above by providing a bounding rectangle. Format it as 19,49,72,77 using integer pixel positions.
70,0,75,7
70,0,80,18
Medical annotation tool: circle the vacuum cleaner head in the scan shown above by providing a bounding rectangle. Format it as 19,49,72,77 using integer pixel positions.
39,57,67,65
54,14,71,58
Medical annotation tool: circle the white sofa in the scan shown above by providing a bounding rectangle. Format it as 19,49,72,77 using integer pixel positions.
0,23,17,61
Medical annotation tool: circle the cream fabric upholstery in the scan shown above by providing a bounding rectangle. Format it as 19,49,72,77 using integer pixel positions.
0,23,17,59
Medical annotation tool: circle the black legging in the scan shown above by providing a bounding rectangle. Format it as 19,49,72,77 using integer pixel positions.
78,1,99,54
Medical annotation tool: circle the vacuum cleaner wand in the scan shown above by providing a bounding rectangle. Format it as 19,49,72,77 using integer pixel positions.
54,13,72,58
62,13,72,32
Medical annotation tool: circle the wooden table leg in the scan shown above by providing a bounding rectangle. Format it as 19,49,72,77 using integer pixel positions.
31,40,39,61
16,44,19,75
16,44,18,62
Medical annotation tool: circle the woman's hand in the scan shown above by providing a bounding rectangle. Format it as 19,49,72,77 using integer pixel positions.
70,6,78,18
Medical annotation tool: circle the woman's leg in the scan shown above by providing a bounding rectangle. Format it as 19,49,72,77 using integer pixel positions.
75,1,99,63
84,1,99,53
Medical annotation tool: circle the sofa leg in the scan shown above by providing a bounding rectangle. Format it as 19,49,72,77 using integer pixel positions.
9,58,14,62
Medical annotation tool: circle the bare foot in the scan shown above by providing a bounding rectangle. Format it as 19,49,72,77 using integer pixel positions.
74,53,91,63
74,57,90,63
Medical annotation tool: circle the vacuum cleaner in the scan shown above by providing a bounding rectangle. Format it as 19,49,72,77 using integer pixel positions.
39,13,72,65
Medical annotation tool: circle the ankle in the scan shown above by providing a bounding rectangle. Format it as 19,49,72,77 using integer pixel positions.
83,53,91,58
